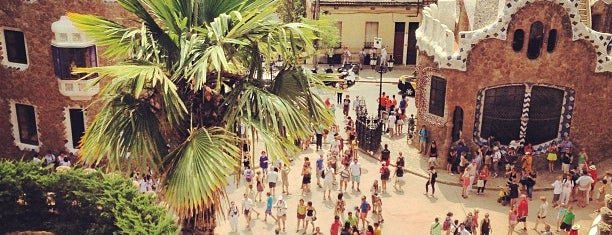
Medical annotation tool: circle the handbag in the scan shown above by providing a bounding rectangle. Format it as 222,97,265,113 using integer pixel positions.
477,179,485,187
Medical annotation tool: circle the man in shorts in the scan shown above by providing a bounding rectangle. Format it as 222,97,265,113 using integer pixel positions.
322,161,335,200
349,158,362,191
359,196,371,229
242,193,259,229
268,167,279,195
517,194,529,231
274,196,287,231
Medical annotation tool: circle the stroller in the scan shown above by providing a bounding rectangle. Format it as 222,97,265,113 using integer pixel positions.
497,186,510,206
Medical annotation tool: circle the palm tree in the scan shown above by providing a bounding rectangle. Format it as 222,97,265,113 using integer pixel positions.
68,0,334,232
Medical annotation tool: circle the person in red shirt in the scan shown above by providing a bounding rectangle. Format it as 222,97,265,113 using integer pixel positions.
377,92,387,112
517,194,529,231
330,215,341,235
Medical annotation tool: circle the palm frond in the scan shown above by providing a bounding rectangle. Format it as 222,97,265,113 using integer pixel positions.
79,93,167,173
74,63,187,127
162,127,240,217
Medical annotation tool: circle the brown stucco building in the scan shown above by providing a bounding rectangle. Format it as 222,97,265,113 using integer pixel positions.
0,0,128,158
415,0,611,161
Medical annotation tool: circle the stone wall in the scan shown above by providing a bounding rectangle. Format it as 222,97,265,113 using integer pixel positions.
416,1,612,163
0,1,129,158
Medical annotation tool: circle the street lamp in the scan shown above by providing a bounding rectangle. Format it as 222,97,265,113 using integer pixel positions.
377,64,387,119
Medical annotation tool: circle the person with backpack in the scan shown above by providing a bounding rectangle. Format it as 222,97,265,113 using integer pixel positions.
426,166,438,197
228,201,239,232
431,217,442,235
443,212,453,235
380,163,391,193
394,165,405,192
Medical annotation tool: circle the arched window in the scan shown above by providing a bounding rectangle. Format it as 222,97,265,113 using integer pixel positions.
512,29,524,52
547,29,557,52
527,21,544,59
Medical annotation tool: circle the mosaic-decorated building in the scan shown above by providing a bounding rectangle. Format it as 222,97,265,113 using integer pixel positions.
0,0,128,158
414,0,611,161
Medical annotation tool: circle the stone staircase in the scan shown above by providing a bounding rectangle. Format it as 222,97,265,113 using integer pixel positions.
578,0,591,28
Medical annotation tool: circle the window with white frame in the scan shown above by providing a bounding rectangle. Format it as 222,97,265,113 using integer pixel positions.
13,103,39,146
52,46,97,80
1,28,29,70
65,108,86,150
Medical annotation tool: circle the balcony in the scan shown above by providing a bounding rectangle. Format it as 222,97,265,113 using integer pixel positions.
58,79,100,101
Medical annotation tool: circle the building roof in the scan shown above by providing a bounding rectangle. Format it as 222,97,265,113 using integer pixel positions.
319,0,433,6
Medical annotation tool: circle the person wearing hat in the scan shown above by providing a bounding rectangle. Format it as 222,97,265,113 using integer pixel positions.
588,164,598,202
274,195,287,231
532,196,549,231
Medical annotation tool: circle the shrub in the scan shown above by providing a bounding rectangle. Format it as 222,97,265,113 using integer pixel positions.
0,161,179,234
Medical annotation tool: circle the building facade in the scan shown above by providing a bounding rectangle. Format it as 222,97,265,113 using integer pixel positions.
0,0,128,158
306,0,434,65
415,0,611,161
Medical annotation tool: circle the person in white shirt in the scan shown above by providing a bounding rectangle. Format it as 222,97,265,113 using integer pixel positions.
559,175,574,205
551,176,563,206
387,111,396,137
323,162,335,200
575,172,594,207
533,196,549,231
138,177,147,193
457,223,472,235
349,158,362,192
242,193,259,229
274,196,288,231
228,201,239,232
268,167,279,196
468,161,477,193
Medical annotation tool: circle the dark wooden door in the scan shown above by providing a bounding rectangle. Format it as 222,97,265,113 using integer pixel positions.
452,106,463,142
407,22,419,65
393,22,405,65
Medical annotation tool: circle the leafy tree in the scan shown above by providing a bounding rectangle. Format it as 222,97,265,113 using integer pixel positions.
0,161,179,234
277,0,306,23
67,0,334,231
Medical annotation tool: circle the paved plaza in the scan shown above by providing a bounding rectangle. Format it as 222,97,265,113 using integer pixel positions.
215,65,602,234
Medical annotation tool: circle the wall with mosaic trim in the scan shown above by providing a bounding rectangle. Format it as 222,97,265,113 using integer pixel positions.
415,1,611,163
416,0,612,73
0,1,129,158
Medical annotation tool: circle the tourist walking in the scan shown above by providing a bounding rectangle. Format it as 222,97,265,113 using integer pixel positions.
242,193,259,230
508,206,518,235
551,176,562,206
281,163,291,194
268,167,279,195
323,162,335,200
393,165,405,192
426,166,438,196
559,206,575,235
358,195,371,229
274,196,287,231
264,192,276,222
380,163,391,193
255,171,265,201
228,201,239,232
428,141,439,167
430,217,442,235
349,158,362,192
304,201,317,234
296,199,307,232
335,193,346,220
443,212,453,235
559,175,573,205
418,125,428,154
462,166,471,198
476,166,490,195
480,213,491,235
339,164,350,192
517,194,529,231
533,196,549,231
259,151,269,177
331,215,342,235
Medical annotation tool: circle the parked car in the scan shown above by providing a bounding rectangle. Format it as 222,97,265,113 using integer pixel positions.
398,74,416,96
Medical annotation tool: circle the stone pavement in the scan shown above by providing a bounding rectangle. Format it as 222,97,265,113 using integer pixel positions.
214,65,602,234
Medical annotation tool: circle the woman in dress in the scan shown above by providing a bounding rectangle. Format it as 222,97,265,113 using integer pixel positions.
301,160,312,196
480,213,491,235
507,206,518,235
547,142,558,173
304,201,317,234
255,170,265,201
462,166,471,198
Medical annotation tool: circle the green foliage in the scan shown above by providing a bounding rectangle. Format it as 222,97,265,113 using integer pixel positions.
277,0,306,23
302,15,341,50
0,161,179,235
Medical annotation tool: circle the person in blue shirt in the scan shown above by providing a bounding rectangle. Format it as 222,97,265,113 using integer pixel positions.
316,154,324,188
260,151,269,177
419,125,428,154
264,192,276,223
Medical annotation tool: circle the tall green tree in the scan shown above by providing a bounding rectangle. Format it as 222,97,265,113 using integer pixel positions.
277,0,306,23
68,0,333,232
